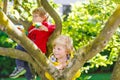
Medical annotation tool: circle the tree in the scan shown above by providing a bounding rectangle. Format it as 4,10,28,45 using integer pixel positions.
0,0,120,80
62,0,118,72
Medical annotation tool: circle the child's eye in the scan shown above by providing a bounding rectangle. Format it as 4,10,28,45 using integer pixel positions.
57,48,61,50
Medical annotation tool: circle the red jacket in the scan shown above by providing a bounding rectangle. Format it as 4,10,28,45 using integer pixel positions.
28,21,55,53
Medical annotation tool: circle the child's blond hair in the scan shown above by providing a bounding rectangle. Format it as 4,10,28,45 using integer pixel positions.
32,7,47,17
53,35,74,55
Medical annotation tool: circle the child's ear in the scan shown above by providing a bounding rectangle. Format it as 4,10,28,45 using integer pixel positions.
42,15,48,21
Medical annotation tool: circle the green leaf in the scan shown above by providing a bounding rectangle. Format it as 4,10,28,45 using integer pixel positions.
113,0,120,4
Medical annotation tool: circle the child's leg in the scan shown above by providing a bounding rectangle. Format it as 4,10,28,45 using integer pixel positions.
24,62,36,80
16,59,25,67
9,45,26,78
15,45,26,68
9,45,36,79
16,45,35,79
9,60,26,78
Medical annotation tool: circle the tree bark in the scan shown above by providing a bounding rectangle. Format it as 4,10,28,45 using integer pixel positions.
58,5,120,80
111,46,120,80
111,54,120,80
41,0,62,56
3,0,8,14
0,8,59,80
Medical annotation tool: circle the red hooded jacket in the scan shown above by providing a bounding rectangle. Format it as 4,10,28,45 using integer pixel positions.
28,21,55,53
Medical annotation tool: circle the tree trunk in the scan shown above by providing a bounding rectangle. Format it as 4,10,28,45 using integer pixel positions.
111,48,120,80
3,0,8,14
41,0,62,56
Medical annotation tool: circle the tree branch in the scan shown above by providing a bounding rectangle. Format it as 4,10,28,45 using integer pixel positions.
0,47,48,79
0,47,33,62
60,5,120,80
41,0,62,56
84,5,120,60
0,9,59,79
0,7,47,68
3,0,8,14
37,0,41,7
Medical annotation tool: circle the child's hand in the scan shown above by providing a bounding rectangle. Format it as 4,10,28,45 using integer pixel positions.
39,25,48,31
33,22,48,31
0,25,4,31
34,22,42,28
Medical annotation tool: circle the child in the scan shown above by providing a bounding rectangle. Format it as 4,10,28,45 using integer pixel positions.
9,7,55,80
45,35,81,80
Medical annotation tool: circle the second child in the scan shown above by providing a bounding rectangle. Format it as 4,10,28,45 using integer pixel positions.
9,7,55,80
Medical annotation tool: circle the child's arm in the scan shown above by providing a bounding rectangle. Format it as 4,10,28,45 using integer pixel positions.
47,24,56,32
39,25,48,31
42,21,55,32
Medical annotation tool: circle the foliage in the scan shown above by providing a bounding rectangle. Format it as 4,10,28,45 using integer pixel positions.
8,0,59,23
112,0,120,4
0,31,16,77
0,56,16,77
0,0,60,77
79,72,111,80
1,72,111,80
0,0,3,9
9,0,37,22
0,31,16,48
62,0,119,73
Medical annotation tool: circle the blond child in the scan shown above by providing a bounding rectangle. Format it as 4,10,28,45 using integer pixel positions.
46,35,81,80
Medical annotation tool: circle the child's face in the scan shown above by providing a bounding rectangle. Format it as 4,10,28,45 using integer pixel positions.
32,13,45,23
53,44,67,59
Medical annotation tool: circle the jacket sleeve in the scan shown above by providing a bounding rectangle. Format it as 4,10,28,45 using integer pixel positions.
42,21,56,33
47,24,56,32
27,25,36,42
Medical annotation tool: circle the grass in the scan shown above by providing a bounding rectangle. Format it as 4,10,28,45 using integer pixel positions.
1,72,111,80
79,72,111,80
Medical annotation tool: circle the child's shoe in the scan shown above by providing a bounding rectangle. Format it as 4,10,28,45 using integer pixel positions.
9,67,26,78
